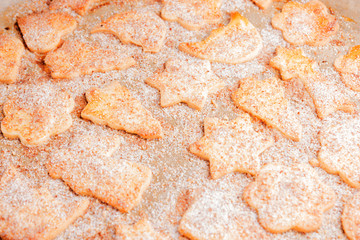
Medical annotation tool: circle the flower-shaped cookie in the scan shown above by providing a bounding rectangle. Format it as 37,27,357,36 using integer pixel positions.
146,58,225,110
179,190,270,240
18,11,77,54
270,47,355,119
47,131,152,213
232,77,302,141
272,0,339,46
244,164,336,233
0,33,25,84
161,0,222,30
342,192,360,240
318,117,360,189
334,45,360,91
81,81,163,139
50,0,110,16
0,165,89,240
179,12,263,64
116,218,170,240
1,84,75,146
92,11,167,53
190,113,274,179
44,40,136,79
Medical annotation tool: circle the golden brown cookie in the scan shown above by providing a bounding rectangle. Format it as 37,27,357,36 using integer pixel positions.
92,10,167,53
146,58,225,110
179,190,270,240
252,0,272,9
190,113,274,179
272,0,339,46
179,12,263,64
0,33,25,84
116,218,170,240
318,117,360,189
1,83,75,146
334,45,360,91
18,11,77,54
244,163,336,233
46,131,152,213
81,81,163,139
270,47,355,119
49,0,111,16
232,77,302,141
44,40,136,79
161,0,222,31
342,192,360,240
0,165,90,240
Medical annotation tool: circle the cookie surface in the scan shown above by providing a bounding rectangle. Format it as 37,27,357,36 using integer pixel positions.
334,45,360,91
49,0,110,16
190,113,274,179
232,77,302,141
0,165,90,240
252,0,272,9
92,10,167,53
272,0,339,46
1,83,74,146
0,33,24,84
116,218,169,240
18,11,77,54
244,163,336,233
146,58,225,110
44,40,136,79
161,0,222,30
342,192,360,240
179,12,263,64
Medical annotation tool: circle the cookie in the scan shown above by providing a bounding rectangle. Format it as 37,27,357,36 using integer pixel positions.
318,117,360,188
44,40,136,79
116,218,170,240
272,0,339,46
146,58,225,110
18,11,77,54
233,77,302,141
46,131,152,213
49,0,110,16
334,45,360,91
252,0,272,9
81,81,163,139
0,165,90,240
179,12,263,64
243,163,336,233
92,10,167,53
270,47,355,119
0,33,25,84
1,83,74,146
342,192,360,240
161,0,222,31
189,113,274,179
179,190,270,240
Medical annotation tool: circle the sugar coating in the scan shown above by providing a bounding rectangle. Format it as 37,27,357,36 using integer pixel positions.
116,218,170,240
272,0,339,46
252,0,272,9
50,0,113,16
146,58,225,110
342,192,360,240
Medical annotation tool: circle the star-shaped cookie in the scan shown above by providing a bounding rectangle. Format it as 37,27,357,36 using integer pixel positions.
244,164,336,233
179,190,270,240
270,47,355,119
116,218,170,240
0,165,90,240
0,33,25,84
1,83,75,146
18,11,77,54
92,11,167,53
334,45,360,91
47,131,152,213
81,81,163,139
146,58,225,110
272,0,339,46
318,117,360,189
179,12,263,64
252,0,272,9
44,40,136,79
232,77,302,141
342,192,360,240
190,113,274,179
161,0,222,31
49,0,110,16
